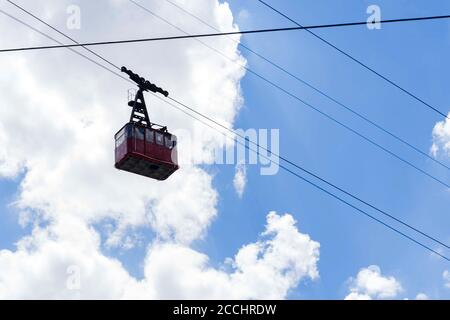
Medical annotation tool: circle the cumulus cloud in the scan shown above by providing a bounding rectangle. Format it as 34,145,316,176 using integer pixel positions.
0,0,320,299
345,265,402,300
0,212,319,299
430,112,450,158
128,212,320,299
0,0,244,242
0,217,136,299
233,161,246,198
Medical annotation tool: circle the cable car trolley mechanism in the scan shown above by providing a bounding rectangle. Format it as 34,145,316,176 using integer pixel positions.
114,67,179,180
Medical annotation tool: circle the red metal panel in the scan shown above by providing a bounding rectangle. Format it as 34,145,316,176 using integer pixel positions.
127,137,133,153
160,148,173,163
115,123,179,180
145,142,157,159
135,138,144,155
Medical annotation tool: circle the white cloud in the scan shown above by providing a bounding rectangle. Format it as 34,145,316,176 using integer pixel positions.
0,0,244,243
344,292,373,300
443,270,450,288
430,112,450,158
415,293,429,300
233,161,247,198
0,0,320,299
129,212,320,299
0,216,136,299
238,9,250,21
0,212,319,299
345,265,402,300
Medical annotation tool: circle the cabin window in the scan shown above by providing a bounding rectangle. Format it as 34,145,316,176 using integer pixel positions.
115,133,125,148
165,136,172,149
171,135,177,148
117,127,124,138
115,126,128,147
146,129,154,143
116,126,126,140
135,126,145,140
155,132,164,145
125,124,133,138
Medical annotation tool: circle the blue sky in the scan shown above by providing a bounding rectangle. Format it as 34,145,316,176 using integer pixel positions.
203,0,450,298
0,0,450,299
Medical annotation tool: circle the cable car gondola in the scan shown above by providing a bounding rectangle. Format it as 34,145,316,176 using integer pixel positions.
114,67,179,180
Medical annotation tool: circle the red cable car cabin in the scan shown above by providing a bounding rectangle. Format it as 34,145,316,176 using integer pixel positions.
115,123,179,180
116,66,178,180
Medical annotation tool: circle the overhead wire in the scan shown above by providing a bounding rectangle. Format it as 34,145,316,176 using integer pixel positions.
0,8,131,84
126,0,450,189
256,0,450,119
163,0,450,172
0,12,449,54
6,0,123,71
162,93,450,262
169,95,450,251
3,1,450,261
